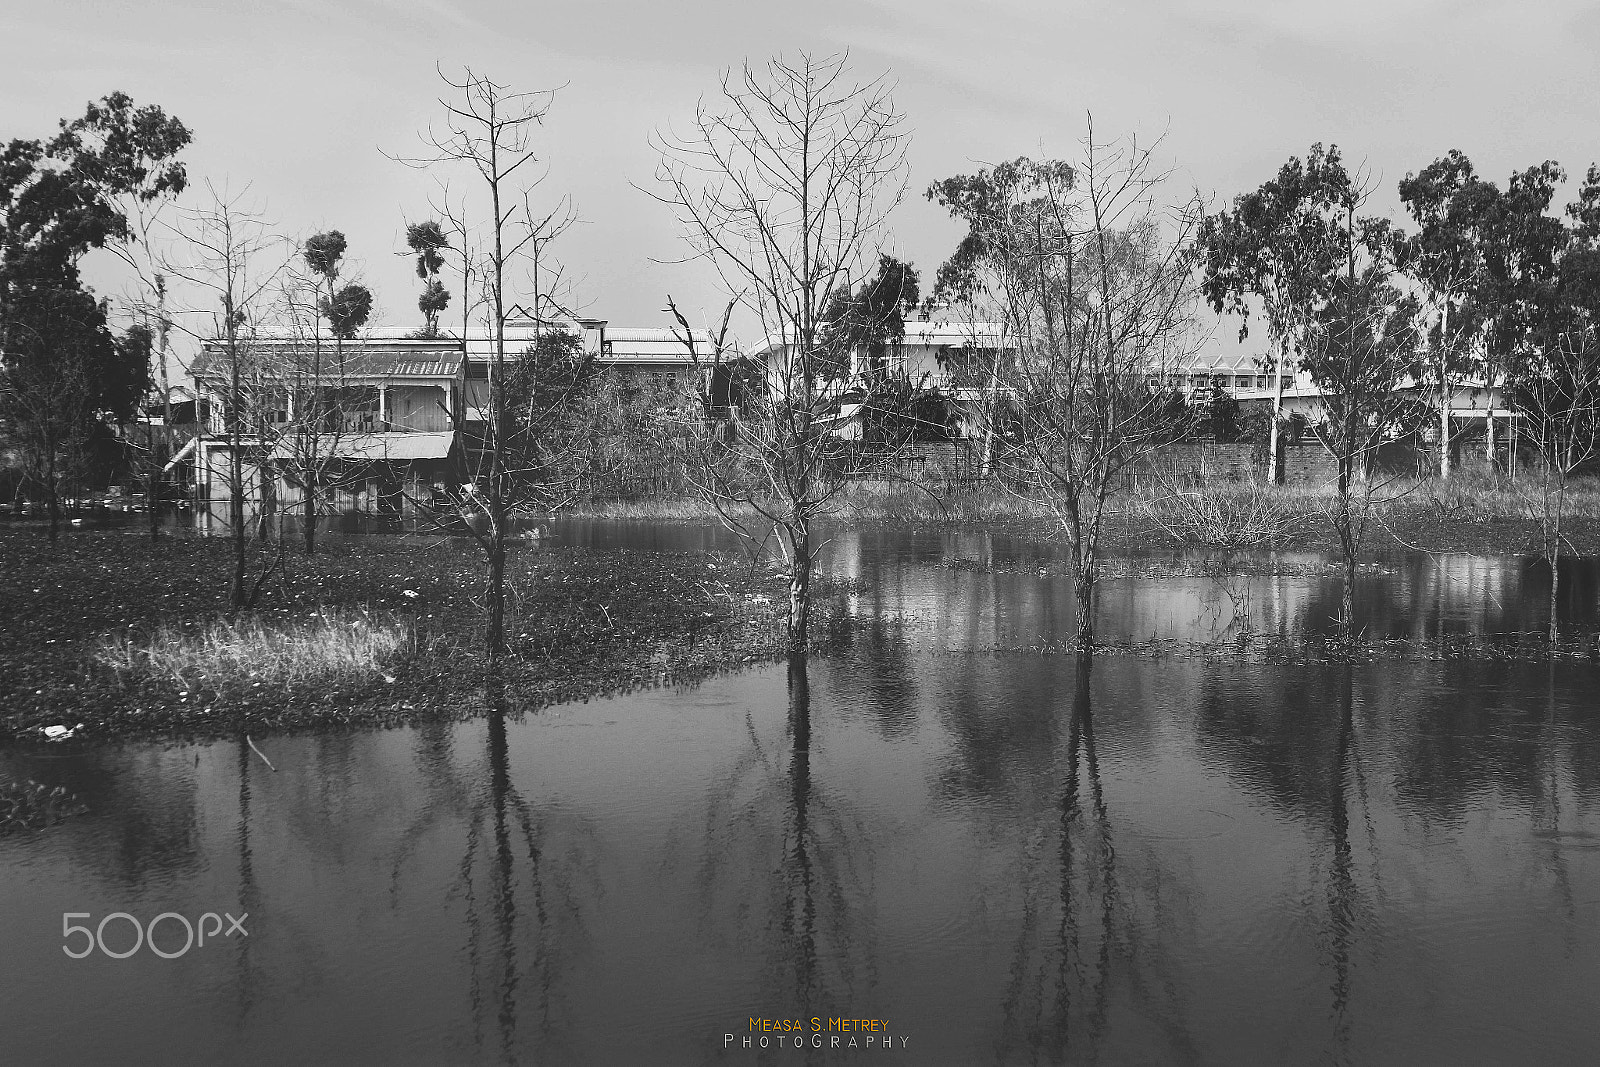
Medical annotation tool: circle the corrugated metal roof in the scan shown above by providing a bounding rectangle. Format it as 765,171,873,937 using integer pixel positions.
193,342,461,381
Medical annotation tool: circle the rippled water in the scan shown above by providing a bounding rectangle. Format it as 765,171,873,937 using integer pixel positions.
4,523,1600,1065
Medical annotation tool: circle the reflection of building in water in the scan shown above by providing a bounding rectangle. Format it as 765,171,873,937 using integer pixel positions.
827,531,1334,646
1398,553,1516,636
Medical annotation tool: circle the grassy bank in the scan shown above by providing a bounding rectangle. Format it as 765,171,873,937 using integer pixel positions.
1,529,790,744
1130,472,1600,555
561,472,1600,556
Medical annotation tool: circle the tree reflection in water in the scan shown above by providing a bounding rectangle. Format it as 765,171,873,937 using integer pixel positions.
998,654,1196,1065
1323,667,1364,1066
234,733,261,1028
390,682,598,1064
690,655,876,1045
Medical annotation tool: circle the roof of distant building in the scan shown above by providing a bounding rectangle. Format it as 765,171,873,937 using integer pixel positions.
193,339,461,382
746,320,1009,358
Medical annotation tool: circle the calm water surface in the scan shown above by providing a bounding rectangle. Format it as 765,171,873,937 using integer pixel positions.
4,523,1600,1065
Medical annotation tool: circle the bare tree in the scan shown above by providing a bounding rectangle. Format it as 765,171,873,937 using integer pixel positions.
392,66,568,662
930,126,1200,647
653,52,909,653
162,182,289,608
1509,327,1600,642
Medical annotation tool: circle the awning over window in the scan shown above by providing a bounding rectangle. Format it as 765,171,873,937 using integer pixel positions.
269,431,456,462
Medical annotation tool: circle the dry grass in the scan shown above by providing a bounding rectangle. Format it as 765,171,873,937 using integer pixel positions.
97,609,412,689
561,497,729,521
833,480,1051,524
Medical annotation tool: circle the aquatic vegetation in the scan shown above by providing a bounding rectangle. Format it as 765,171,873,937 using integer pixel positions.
0,529,790,742
0,778,88,835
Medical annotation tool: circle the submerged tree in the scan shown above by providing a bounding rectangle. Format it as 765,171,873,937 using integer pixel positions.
1507,166,1600,642
1508,326,1600,642
654,52,909,653
394,66,570,663
928,127,1201,647
1300,248,1422,633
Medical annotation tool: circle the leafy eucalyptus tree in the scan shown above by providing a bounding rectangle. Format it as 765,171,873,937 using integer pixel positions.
1507,163,1600,641
1204,146,1426,634
1398,150,1497,478
1477,162,1568,469
1197,144,1354,483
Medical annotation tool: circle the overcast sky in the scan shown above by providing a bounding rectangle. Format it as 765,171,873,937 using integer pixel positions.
8,0,1600,355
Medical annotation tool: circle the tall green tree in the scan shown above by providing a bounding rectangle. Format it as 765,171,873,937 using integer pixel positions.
1197,144,1353,483
1398,150,1498,477
1505,163,1600,641
819,253,920,380
1478,162,1567,468
1,92,187,537
1203,145,1421,633
926,157,1077,474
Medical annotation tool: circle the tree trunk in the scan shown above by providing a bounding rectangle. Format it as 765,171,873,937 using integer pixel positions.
1549,552,1560,644
1335,456,1356,638
1074,567,1097,648
1342,553,1357,642
1068,496,1097,649
45,446,61,543
485,527,506,665
787,520,813,656
1438,302,1451,480
152,276,172,541
1549,477,1563,644
147,461,162,541
302,471,317,555
255,465,275,542
1268,335,1288,485
230,445,246,611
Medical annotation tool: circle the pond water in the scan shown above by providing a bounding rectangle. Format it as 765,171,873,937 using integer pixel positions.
5,523,1600,1065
